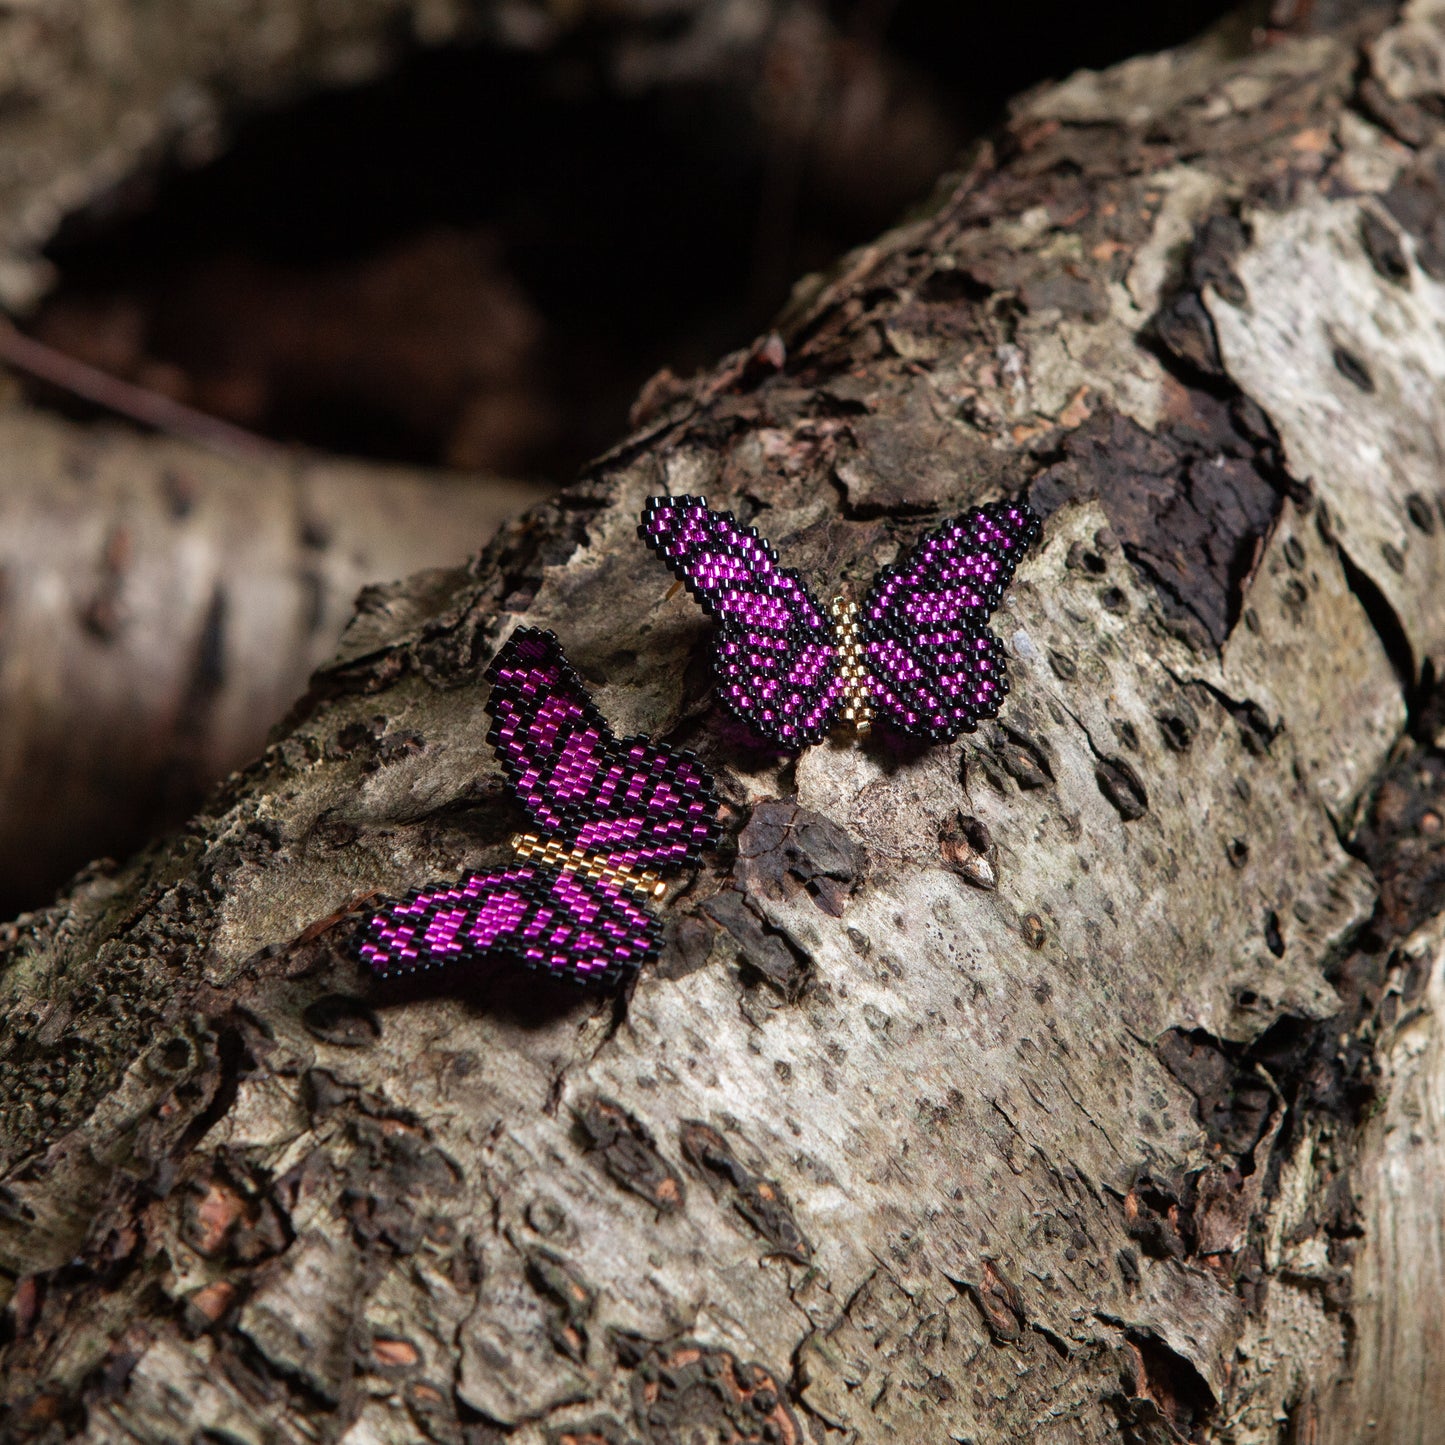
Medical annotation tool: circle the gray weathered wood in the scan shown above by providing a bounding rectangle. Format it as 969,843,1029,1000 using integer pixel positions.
0,404,547,912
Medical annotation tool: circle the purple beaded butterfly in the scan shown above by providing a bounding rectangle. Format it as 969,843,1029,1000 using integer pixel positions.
357,627,720,986
639,494,1041,748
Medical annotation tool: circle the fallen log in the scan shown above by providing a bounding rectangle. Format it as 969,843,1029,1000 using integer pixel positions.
5,5,1445,1442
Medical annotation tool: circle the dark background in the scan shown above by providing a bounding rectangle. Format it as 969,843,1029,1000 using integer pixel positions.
33,0,1241,486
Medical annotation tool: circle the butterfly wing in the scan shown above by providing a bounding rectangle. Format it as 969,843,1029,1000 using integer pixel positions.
861,500,1041,741
357,865,661,985
484,627,720,872
639,495,843,748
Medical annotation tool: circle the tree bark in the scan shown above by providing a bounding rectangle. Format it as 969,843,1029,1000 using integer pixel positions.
0,404,547,914
5,5,1445,1443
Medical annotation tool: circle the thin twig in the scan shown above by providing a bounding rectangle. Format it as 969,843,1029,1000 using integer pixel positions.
0,317,278,461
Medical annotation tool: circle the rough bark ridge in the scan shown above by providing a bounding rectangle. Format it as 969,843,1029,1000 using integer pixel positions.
5,5,1445,1442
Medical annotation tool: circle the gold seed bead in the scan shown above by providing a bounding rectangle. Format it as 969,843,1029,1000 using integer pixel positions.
828,594,874,733
508,832,665,900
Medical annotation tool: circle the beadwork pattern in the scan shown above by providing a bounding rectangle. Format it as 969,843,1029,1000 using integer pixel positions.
357,627,720,986
639,494,1041,747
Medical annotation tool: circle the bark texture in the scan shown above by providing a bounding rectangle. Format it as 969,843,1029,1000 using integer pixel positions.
0,403,546,912
5,5,1445,1443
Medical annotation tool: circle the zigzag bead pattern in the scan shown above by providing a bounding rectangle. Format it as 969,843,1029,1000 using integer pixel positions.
640,494,1041,748
356,628,720,987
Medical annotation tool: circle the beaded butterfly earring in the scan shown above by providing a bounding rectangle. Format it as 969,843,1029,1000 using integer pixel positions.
357,627,720,986
639,495,1041,748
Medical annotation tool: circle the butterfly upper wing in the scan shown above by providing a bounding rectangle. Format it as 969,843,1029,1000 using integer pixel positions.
861,500,1041,741
639,495,843,748
357,865,660,985
484,627,720,871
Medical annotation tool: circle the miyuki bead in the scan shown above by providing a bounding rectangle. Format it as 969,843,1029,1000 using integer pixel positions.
357,628,721,986
640,493,1040,748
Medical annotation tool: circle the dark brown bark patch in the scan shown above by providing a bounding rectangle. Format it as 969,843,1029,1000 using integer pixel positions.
679,1121,812,1264
1156,1030,1276,1158
549,1417,637,1445
734,799,864,917
576,1097,685,1215
1095,756,1149,821
701,890,811,998
1382,146,1445,281
1029,402,1283,648
526,1248,596,1363
341,1116,463,1255
630,1342,802,1445
1356,744,1445,937
954,1258,1028,1344
1110,1329,1216,1441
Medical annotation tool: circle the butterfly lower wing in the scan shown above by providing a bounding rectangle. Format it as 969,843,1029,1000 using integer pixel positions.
357,865,661,986
639,495,843,748
861,500,1041,741
485,628,721,871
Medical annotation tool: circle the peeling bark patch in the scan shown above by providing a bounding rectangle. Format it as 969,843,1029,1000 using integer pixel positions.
182,1164,291,1266
954,1259,1027,1344
702,890,811,999
341,1116,463,1254
576,1097,685,1214
653,912,717,982
1021,271,1110,323
1360,209,1410,286
1152,291,1226,381
989,724,1054,791
631,1342,801,1445
526,1248,596,1362
1030,404,1283,647
679,1121,812,1263
1117,1248,1141,1292
1155,1029,1274,1156
1095,756,1148,821
1122,1179,1192,1262
404,1380,469,1442
1356,744,1445,936
1383,150,1445,281
1110,1329,1216,1440
834,398,1005,517
940,813,998,890
550,1418,636,1445
733,799,863,916
180,1279,237,1336
1357,73,1431,148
